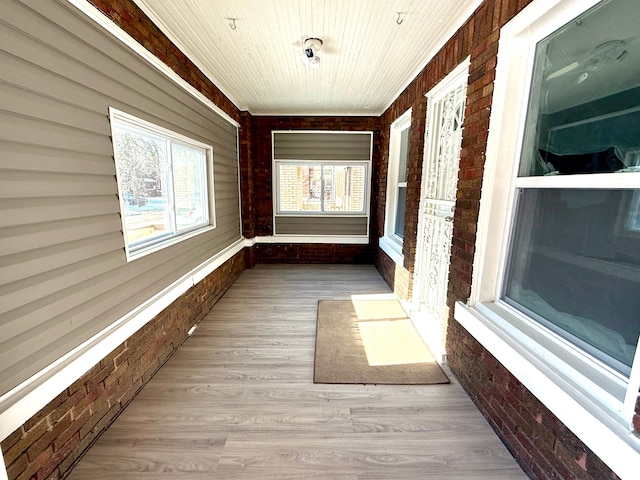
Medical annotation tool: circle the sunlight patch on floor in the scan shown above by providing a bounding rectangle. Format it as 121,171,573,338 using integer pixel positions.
348,297,434,367
358,318,435,366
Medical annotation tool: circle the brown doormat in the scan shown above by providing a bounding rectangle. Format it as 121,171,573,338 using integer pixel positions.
313,299,449,385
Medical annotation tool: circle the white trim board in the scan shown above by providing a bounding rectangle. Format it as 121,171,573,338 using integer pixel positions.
378,236,404,265
0,238,246,442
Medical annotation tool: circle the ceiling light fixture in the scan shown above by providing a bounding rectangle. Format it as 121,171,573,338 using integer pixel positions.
301,37,323,68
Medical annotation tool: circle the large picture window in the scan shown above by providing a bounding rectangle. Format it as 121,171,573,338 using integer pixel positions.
271,131,372,239
455,0,640,475
110,108,213,258
503,0,640,376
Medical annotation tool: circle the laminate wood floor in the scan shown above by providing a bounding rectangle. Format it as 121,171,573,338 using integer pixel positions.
67,265,528,479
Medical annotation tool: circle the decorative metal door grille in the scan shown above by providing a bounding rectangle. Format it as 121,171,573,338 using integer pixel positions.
414,74,467,325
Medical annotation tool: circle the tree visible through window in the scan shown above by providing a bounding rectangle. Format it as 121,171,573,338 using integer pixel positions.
110,108,212,258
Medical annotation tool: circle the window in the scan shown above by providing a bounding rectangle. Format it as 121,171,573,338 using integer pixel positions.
380,109,411,262
503,0,640,376
271,131,372,239
455,0,640,475
276,162,367,214
110,108,213,258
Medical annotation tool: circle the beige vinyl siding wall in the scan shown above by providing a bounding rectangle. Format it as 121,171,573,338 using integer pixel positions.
273,132,373,161
274,216,368,236
272,131,372,237
0,0,241,397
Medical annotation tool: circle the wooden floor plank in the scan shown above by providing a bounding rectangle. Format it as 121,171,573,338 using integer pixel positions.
67,265,527,479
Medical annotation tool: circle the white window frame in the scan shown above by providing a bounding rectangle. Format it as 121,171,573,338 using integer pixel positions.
274,160,369,216
110,108,215,260
453,0,640,478
380,108,412,264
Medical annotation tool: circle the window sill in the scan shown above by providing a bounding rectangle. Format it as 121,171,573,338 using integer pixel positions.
379,236,403,266
454,301,640,479
127,225,216,261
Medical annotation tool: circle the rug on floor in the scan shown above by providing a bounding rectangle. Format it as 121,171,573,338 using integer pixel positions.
314,299,450,385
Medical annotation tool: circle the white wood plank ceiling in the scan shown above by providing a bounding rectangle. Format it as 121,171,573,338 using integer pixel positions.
133,0,482,116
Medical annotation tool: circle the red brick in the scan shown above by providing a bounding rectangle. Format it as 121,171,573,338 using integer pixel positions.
3,419,48,466
5,453,28,480
1,427,24,453
26,413,72,462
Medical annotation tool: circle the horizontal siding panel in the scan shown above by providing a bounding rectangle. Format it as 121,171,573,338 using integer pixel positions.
0,140,114,175
0,0,241,398
0,252,123,316
214,178,241,192
213,204,240,220
213,194,241,205
0,232,124,286
0,111,113,156
0,50,233,146
214,215,242,235
0,195,120,228
0,80,110,135
273,132,372,160
0,170,116,198
275,216,368,236
2,7,230,144
0,50,111,115
0,214,122,256
213,154,240,169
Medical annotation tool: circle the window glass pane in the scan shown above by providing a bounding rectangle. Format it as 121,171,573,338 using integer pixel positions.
278,164,321,212
322,165,366,212
398,127,410,183
394,186,406,238
504,188,640,373
111,110,214,258
520,0,640,177
114,125,172,246
172,143,208,231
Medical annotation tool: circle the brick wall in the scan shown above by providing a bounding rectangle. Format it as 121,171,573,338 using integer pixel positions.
251,243,372,265
1,251,245,480
447,319,622,480
374,0,626,479
240,111,256,240
241,116,381,263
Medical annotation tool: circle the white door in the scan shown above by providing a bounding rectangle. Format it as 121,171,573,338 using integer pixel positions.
412,60,469,363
